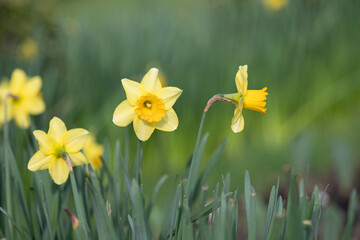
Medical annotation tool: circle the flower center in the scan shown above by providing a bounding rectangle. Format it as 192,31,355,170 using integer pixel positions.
243,87,268,114
135,93,166,122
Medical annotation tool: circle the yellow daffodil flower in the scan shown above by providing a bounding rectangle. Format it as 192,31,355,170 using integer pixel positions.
113,68,182,141
263,0,288,11
224,65,268,133
0,69,45,128
83,134,103,170
18,38,38,61
28,117,89,185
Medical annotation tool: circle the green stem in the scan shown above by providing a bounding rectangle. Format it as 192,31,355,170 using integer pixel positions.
3,97,14,238
65,155,89,240
185,111,207,198
133,139,142,184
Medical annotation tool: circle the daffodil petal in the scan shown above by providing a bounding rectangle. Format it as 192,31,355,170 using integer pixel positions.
235,65,248,95
23,76,42,96
133,116,156,141
63,128,89,153
49,158,69,185
33,130,56,154
48,117,67,142
13,107,30,129
155,87,182,110
112,100,136,127
68,152,87,166
10,69,27,95
156,108,179,131
28,151,52,171
140,68,162,93
21,97,45,114
121,79,147,105
231,105,244,133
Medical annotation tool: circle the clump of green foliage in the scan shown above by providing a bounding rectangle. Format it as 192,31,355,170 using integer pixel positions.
0,113,358,239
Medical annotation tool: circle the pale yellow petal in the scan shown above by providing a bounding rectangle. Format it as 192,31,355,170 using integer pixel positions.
23,76,42,96
28,151,53,171
140,68,162,93
68,152,87,166
13,107,30,129
21,96,45,114
121,79,147,105
49,158,69,185
133,116,155,141
112,100,136,127
48,117,67,142
235,65,248,95
231,105,245,133
156,108,179,132
10,69,27,95
155,87,182,110
63,128,89,153
33,130,56,154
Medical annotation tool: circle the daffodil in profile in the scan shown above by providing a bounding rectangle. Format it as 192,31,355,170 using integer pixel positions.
224,65,268,133
83,134,103,170
0,69,45,128
113,68,182,141
28,117,89,185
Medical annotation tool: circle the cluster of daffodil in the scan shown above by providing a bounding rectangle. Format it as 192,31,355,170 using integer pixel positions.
1,69,104,185
2,65,267,185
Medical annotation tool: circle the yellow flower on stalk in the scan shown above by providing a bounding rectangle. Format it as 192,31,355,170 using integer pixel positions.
113,68,182,141
263,0,288,11
224,65,268,133
18,38,38,61
0,69,45,128
83,134,103,170
28,117,89,185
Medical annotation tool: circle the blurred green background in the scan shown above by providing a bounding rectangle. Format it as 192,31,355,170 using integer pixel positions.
1,0,360,201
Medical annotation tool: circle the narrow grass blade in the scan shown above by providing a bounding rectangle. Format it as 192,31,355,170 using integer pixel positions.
186,132,209,201
341,189,358,240
146,175,168,220
0,206,24,240
185,112,207,199
192,139,228,203
285,172,303,240
131,179,152,240
244,171,256,240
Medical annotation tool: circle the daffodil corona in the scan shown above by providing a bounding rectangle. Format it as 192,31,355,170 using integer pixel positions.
0,69,45,128
113,68,182,141
224,65,268,133
28,117,89,185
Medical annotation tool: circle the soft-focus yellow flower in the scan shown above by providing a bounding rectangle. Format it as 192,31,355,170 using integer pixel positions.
113,68,182,141
84,134,103,170
0,69,45,128
0,80,11,125
224,65,268,133
28,117,89,185
18,38,38,61
263,0,288,11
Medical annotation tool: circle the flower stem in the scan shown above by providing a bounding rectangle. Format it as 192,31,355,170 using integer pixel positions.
133,139,142,184
65,154,89,239
185,111,207,198
3,96,14,237
204,95,237,113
